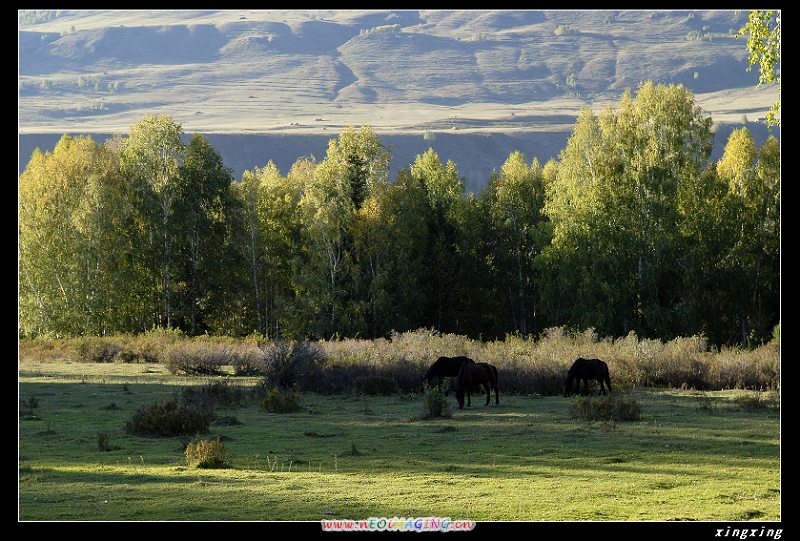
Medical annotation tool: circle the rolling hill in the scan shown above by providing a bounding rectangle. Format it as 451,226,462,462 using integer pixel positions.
18,9,779,188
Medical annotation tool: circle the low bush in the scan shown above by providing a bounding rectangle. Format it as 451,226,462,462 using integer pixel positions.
353,375,398,396
261,388,301,413
97,432,112,452
417,386,452,420
733,391,780,412
75,336,121,362
19,327,780,395
24,397,39,409
165,342,227,375
570,395,642,422
125,399,211,437
185,437,230,469
181,381,247,412
695,393,717,413
213,415,242,426
262,340,324,390
230,345,266,376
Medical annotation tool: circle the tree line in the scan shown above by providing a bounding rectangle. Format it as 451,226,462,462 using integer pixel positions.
18,81,779,345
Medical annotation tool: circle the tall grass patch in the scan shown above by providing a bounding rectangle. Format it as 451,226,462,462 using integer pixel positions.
261,388,302,413
20,327,780,395
570,395,642,422
416,386,452,420
125,399,211,437
733,391,780,412
185,437,230,469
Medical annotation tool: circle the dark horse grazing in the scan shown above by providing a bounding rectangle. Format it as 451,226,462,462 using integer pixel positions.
563,357,612,397
455,362,499,409
421,356,475,394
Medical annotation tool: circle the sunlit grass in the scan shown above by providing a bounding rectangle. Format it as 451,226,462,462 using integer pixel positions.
19,363,779,520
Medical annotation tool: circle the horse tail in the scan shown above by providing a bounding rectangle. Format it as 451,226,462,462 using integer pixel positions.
604,364,612,393
490,364,499,404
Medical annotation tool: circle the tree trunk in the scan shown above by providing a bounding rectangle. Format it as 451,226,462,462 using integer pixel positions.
515,243,528,337
740,315,750,347
190,227,199,336
250,225,262,335
163,202,172,328
637,255,644,329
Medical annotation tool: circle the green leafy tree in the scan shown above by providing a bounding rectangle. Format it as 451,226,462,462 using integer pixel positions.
739,10,780,126
20,136,103,336
481,151,548,336
19,135,151,336
235,160,305,338
542,82,714,338
296,126,390,338
716,128,780,344
173,134,236,335
410,148,469,332
119,115,186,329
372,168,431,334
233,165,266,335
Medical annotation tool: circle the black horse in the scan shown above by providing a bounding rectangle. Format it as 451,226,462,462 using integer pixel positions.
455,361,499,409
563,357,612,397
421,356,474,394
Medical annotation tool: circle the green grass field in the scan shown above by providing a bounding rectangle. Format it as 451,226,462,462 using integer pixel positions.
19,361,780,521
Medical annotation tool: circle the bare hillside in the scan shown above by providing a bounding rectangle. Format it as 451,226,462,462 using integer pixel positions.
18,10,780,189
19,9,777,134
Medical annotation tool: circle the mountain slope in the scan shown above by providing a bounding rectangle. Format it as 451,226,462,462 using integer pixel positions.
19,9,776,134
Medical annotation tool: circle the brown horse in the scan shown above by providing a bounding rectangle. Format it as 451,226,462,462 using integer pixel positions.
421,356,474,394
563,357,612,397
455,361,499,409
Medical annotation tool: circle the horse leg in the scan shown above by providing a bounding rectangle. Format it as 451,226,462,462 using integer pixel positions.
484,381,490,406
598,378,606,396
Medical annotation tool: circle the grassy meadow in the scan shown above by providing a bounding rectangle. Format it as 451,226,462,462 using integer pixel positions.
19,355,780,521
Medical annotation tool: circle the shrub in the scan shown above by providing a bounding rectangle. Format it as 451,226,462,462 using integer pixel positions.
213,415,242,426
97,432,112,452
124,328,184,363
566,73,577,89
181,381,247,412
262,340,324,390
75,336,122,362
733,391,779,412
418,386,452,420
230,345,266,376
165,342,227,375
185,437,230,469
19,400,38,420
570,395,641,422
125,400,211,437
100,402,121,410
353,375,398,396
695,393,717,413
261,388,301,413
554,24,575,36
